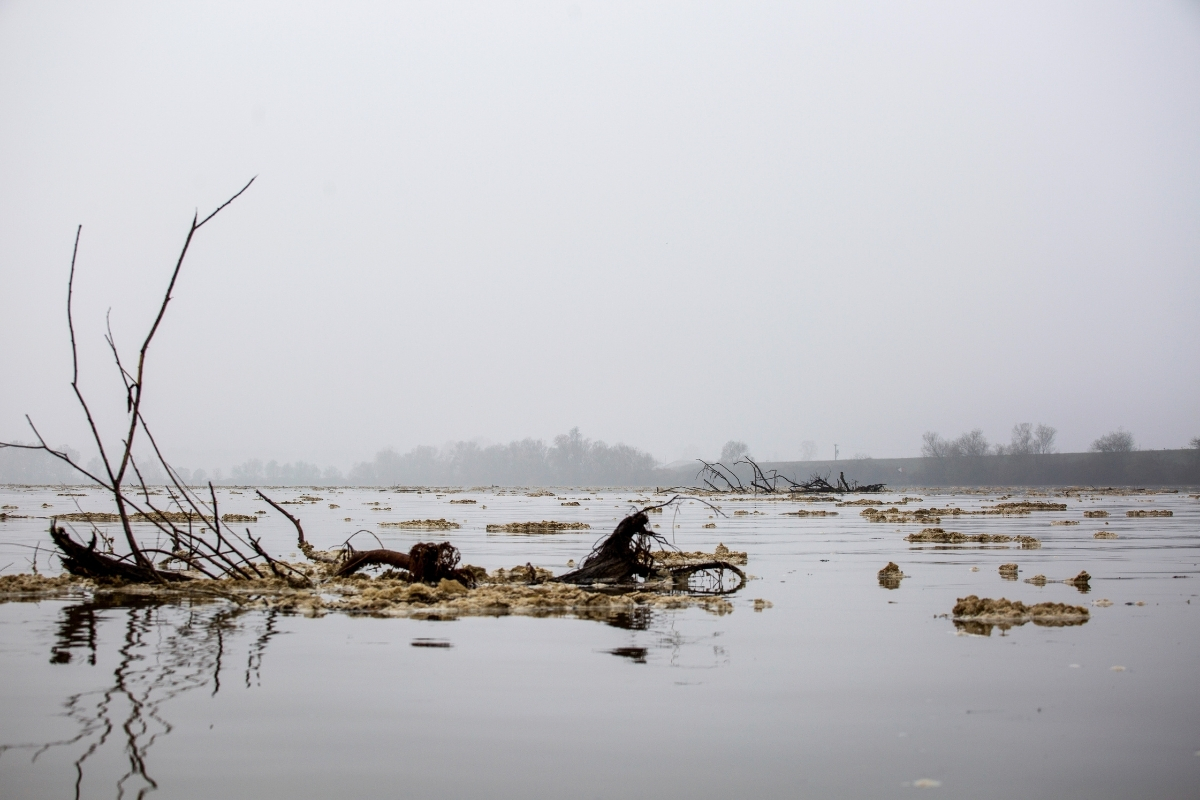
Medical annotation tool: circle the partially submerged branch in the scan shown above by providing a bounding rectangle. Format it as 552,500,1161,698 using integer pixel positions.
256,490,339,564
334,542,477,587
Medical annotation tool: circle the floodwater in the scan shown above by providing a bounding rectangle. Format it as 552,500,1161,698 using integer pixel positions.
1,485,1198,798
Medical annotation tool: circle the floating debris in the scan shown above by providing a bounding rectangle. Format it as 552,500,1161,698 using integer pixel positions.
1127,510,1172,517
999,563,1019,579
653,545,748,568
1025,575,1048,586
486,521,592,534
904,528,1040,548
1064,571,1091,590
1051,520,1080,526
877,562,905,589
862,507,943,524
1094,531,1119,539
702,522,717,528
281,495,323,504
753,598,773,611
1084,510,1109,518
220,513,257,523
1093,598,1113,607
952,594,1089,635
782,509,838,517
986,501,1068,512
378,519,461,530
0,573,92,597
55,510,211,523
449,499,477,505
560,501,580,506
332,576,736,619
489,565,555,584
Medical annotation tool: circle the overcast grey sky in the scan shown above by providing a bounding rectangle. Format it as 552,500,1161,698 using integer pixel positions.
1,1,1198,471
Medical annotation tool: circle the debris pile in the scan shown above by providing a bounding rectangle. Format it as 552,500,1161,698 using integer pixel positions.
952,594,1089,635
904,528,1041,548
877,562,905,589
653,544,748,568
1064,570,1091,590
862,507,944,524
486,521,592,533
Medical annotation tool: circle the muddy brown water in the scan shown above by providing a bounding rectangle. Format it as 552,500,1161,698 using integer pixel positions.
1,486,1198,798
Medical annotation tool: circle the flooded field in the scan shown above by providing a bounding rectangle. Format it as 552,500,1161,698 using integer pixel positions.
1,485,1198,798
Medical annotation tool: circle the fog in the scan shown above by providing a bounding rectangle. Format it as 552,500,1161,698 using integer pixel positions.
2,1,1198,477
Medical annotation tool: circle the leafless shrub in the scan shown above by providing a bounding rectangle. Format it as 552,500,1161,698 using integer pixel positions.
1091,429,1136,453
0,180,285,583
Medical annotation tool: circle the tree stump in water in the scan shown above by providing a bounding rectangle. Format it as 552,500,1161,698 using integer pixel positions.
556,512,656,585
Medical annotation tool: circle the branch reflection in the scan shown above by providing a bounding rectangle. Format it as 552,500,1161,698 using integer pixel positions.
1,596,279,800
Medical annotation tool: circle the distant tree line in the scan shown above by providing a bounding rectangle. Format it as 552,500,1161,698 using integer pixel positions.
922,423,1058,458
7,425,1197,486
227,460,344,486
0,442,84,484
347,427,659,486
920,423,1164,457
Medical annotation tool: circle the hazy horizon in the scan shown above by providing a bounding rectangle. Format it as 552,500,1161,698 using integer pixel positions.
3,2,1198,473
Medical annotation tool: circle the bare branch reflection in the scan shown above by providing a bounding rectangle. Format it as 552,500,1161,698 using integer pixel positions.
1,597,278,800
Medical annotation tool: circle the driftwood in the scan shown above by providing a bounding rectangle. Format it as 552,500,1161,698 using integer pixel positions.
334,542,476,587
558,498,746,594
679,459,886,495
557,512,658,585
790,471,886,494
49,524,191,583
256,490,339,564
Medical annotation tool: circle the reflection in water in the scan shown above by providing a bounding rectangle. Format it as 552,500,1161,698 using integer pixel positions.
953,617,1089,637
1,597,278,800
605,606,653,631
606,646,649,663
598,611,731,669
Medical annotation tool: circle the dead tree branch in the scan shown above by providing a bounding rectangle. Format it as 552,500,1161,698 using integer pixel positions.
0,180,273,583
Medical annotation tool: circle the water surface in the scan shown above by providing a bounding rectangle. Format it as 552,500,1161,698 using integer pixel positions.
1,486,1198,798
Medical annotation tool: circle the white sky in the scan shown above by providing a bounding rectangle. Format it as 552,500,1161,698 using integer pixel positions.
2,1,1198,470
